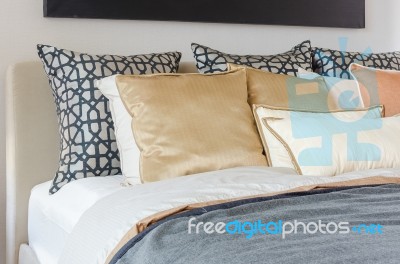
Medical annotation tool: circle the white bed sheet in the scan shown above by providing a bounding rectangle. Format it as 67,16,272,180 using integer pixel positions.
28,175,126,264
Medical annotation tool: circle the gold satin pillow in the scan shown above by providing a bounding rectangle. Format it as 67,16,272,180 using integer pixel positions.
116,69,267,183
228,64,358,166
228,64,334,111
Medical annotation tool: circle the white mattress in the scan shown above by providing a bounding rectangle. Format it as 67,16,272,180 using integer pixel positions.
28,175,126,264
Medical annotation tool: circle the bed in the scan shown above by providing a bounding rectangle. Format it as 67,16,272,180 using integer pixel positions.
6,60,400,264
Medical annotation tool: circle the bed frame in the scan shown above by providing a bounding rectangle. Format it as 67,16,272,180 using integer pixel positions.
5,61,196,264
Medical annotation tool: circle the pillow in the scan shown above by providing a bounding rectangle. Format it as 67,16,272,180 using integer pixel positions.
350,63,400,117
312,47,400,79
297,68,364,110
37,44,182,193
191,40,312,75
115,69,267,182
97,75,141,185
253,105,392,176
229,64,344,112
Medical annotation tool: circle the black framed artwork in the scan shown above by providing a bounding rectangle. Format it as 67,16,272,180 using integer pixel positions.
44,0,365,28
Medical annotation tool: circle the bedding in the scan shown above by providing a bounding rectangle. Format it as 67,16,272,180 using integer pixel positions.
114,184,400,264
253,105,400,176
28,175,125,264
312,47,400,79
350,63,400,116
97,75,141,185
56,167,400,264
297,68,363,110
37,45,182,193
191,40,312,75
115,69,267,183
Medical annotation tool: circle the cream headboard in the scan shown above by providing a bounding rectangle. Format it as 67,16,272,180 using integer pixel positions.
6,61,59,264
5,61,197,264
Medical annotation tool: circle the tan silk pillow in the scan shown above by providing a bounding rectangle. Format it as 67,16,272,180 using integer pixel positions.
116,69,267,182
350,63,400,117
228,64,334,111
228,64,375,167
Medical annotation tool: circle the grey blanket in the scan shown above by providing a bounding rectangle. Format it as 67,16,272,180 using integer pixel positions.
113,185,400,264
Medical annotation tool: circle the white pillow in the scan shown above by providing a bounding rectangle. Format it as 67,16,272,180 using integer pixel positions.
253,105,400,176
97,75,141,185
297,67,364,110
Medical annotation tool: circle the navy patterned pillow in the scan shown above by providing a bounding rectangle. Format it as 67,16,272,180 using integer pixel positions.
191,40,312,76
312,47,400,79
37,45,181,194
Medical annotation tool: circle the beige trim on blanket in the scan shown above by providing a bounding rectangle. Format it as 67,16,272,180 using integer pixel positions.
106,176,400,263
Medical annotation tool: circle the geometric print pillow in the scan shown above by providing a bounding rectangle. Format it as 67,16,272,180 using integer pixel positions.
191,40,312,76
37,45,182,194
312,47,400,79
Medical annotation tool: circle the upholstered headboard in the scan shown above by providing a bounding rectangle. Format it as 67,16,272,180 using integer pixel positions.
6,61,59,264
5,61,197,264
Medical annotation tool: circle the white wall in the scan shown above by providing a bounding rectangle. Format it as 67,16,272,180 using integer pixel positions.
0,0,399,263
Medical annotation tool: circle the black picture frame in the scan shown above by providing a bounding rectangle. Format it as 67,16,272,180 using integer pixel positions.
44,0,365,28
